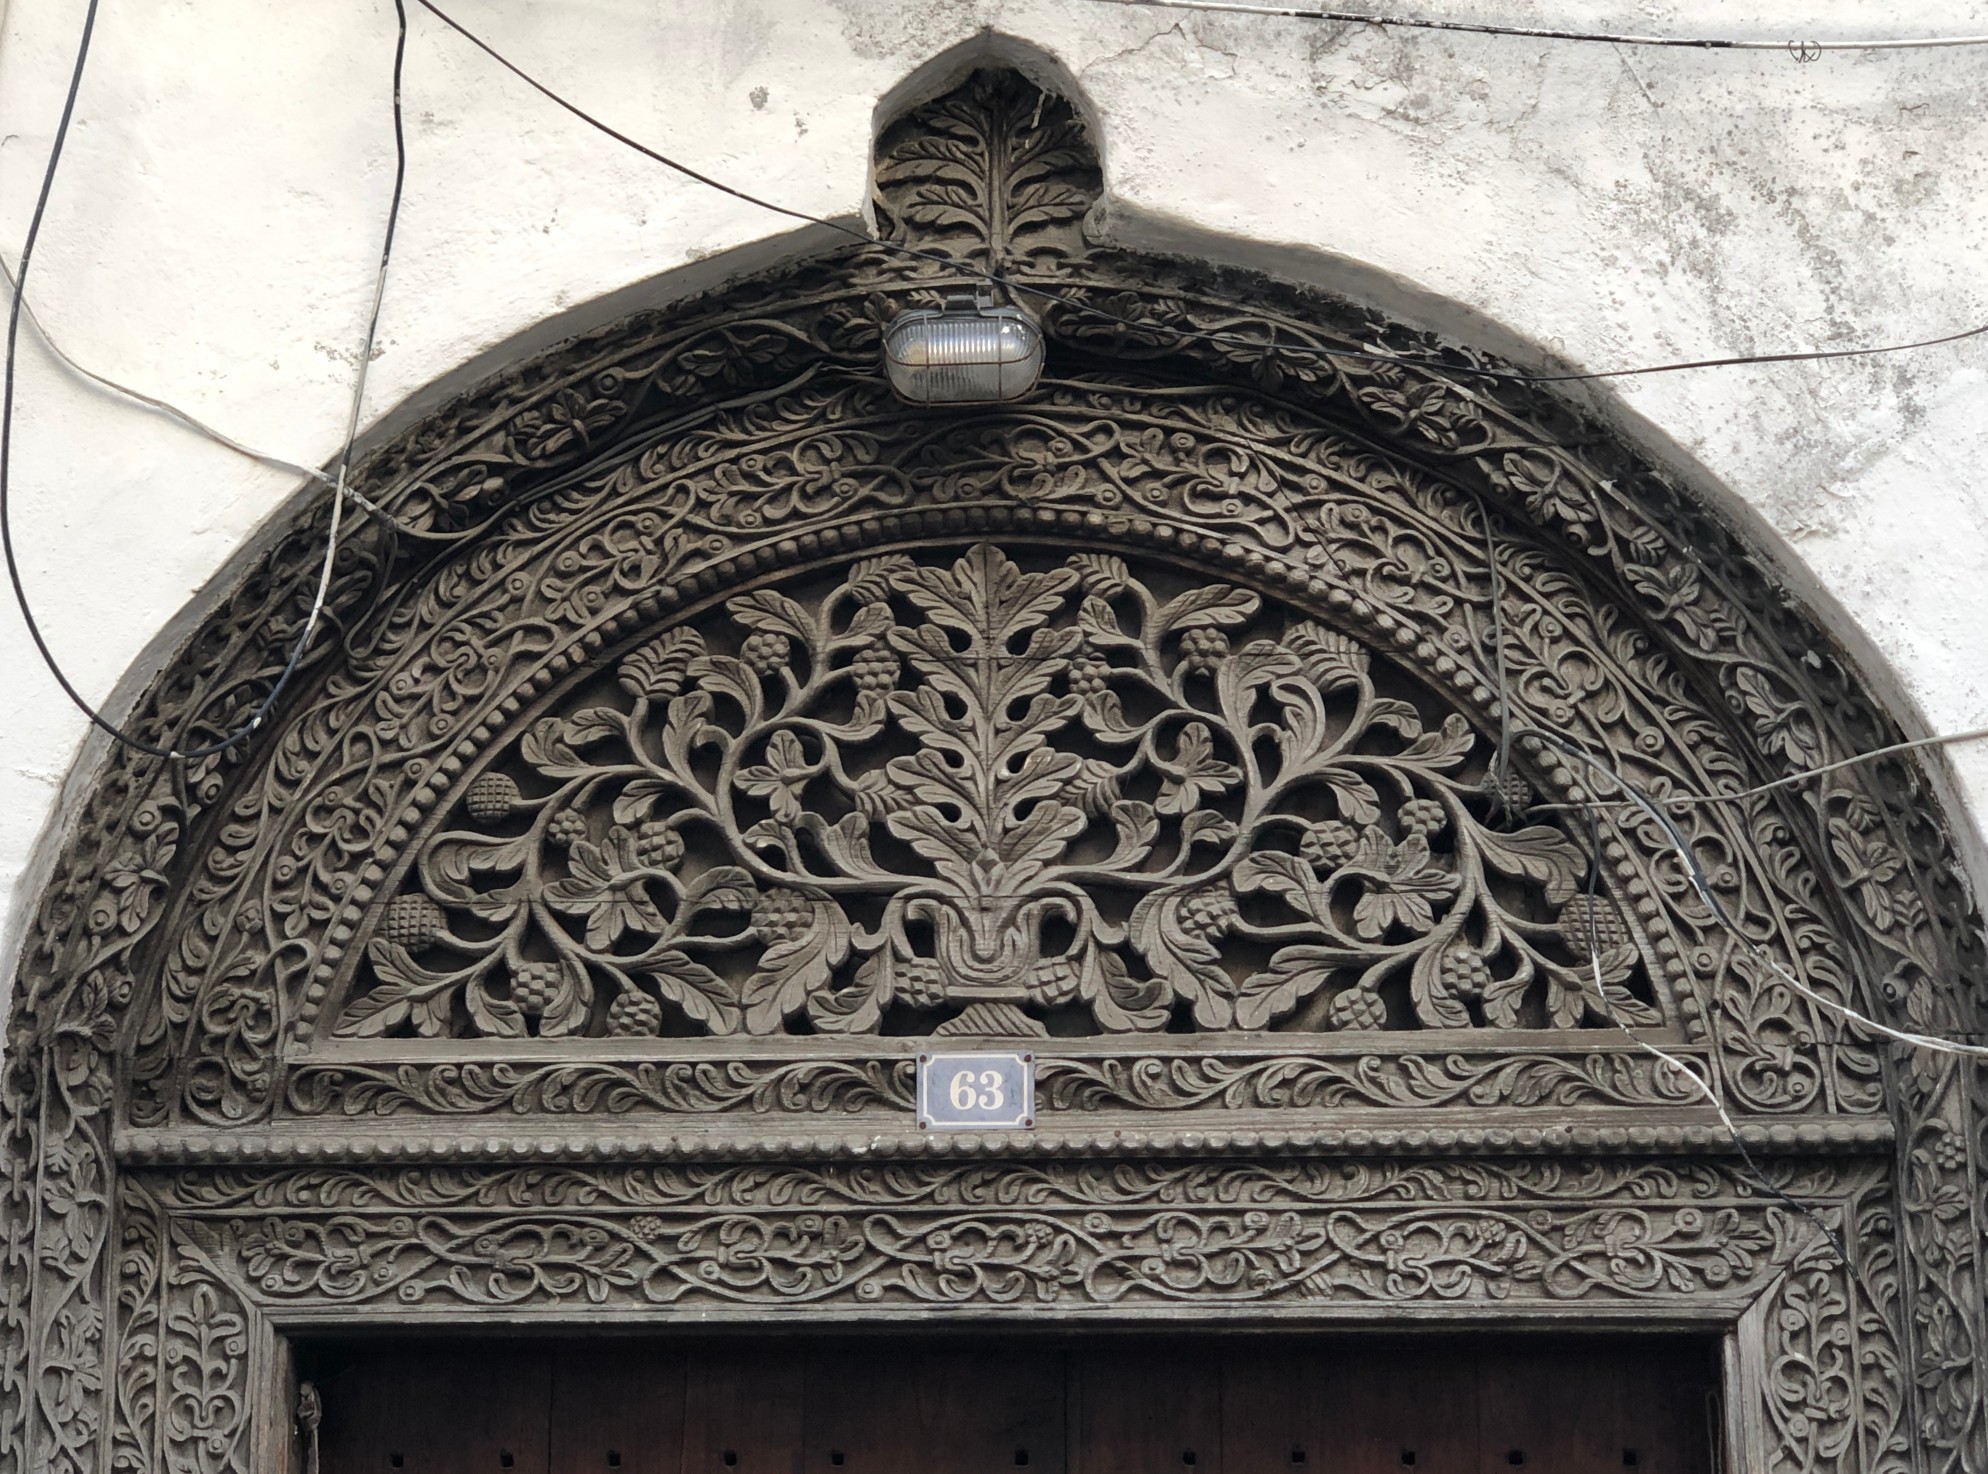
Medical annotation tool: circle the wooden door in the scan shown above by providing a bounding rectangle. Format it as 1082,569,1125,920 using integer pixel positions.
309,1335,1715,1474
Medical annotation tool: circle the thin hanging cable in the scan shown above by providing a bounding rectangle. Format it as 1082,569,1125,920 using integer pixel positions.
0,0,409,760
1465,495,1987,1061
1572,805,1849,1266
1078,0,1988,52
1469,490,1516,819
1526,726,1988,1060
1525,720,1988,817
4,249,423,531
1,254,332,488
411,0,1988,388
1650,723,1988,808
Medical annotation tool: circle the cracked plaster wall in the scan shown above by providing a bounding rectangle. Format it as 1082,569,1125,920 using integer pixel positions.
0,0,1984,1027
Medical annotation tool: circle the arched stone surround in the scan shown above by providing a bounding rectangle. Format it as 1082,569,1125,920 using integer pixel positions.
2,67,1982,1474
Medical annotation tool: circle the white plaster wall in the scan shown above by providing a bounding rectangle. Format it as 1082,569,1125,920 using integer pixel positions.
1,0,1985,1018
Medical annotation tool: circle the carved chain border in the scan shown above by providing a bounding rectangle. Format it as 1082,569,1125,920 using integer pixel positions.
105,1157,1894,1474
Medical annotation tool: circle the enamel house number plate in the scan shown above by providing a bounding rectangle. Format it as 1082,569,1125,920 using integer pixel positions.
916,1050,1035,1130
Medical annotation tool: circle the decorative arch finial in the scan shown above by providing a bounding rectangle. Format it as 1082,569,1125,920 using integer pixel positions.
874,67,1101,270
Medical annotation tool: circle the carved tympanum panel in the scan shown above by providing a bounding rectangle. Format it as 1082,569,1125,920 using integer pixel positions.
336,544,1667,1041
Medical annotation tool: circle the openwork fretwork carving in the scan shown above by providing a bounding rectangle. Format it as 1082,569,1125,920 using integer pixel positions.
346,544,1662,1040
3,62,1980,1474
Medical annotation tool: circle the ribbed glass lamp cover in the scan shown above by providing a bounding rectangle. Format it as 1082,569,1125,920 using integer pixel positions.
883,303,1044,404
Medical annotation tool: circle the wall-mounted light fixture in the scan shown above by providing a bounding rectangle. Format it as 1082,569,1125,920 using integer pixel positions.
883,294,1044,405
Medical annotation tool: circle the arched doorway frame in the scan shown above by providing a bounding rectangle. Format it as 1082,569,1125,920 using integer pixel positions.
2,62,1982,1474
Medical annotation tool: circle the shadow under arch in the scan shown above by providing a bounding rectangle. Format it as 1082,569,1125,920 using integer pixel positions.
1,60,1982,1474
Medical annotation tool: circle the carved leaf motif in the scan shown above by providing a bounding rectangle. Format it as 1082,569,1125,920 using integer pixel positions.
1409,930,1474,1029
641,951,740,1034
1238,946,1360,1031
1130,890,1236,1028
349,943,461,1037
346,545,1666,1039
1732,667,1825,769
1345,830,1458,940
1158,585,1262,633
737,731,817,824
744,891,852,1034
1287,624,1369,690
1155,722,1242,815
1234,852,1333,927
1474,825,1588,909
545,828,669,949
874,69,1101,264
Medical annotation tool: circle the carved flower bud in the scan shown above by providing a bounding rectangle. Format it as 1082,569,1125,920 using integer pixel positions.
1328,987,1388,1031
634,820,684,869
383,894,445,951
465,772,523,823
1300,820,1360,870
509,962,563,1015
1178,626,1230,673
1178,887,1241,939
751,887,815,946
547,809,589,848
1068,650,1111,697
618,629,701,701
629,1214,666,1242
1438,944,1491,1001
1931,1129,1968,1172
1486,766,1534,818
607,989,664,1037
1398,798,1447,838
740,630,793,676
1557,895,1631,958
850,645,900,693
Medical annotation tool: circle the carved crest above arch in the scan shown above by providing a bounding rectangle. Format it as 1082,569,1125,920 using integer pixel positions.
3,63,1984,1474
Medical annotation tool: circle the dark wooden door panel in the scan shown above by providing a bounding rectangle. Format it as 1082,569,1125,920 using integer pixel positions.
804,1342,1066,1474
311,1334,1715,1474
1076,1340,1223,1474
549,1344,687,1474
1219,1342,1329,1474
680,1344,806,1474
316,1342,552,1474
1333,1342,1481,1474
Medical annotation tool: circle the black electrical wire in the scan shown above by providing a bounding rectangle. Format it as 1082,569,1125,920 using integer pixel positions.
1078,0,1988,53
0,0,410,761
414,0,1988,389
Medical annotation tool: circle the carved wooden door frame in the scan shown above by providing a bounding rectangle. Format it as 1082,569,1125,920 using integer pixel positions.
5,64,1983,1474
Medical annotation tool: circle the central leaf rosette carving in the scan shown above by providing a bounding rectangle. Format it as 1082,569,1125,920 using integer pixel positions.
343,545,1662,1039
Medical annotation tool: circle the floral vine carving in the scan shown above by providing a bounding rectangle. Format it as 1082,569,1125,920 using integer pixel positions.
344,546,1663,1040
874,68,1098,268
135,1158,1829,1315
4,62,1973,1474
278,1047,1701,1119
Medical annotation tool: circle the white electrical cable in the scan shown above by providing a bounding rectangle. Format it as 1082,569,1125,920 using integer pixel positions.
1,254,333,490
1524,723,1988,819
1081,0,1988,52
0,0,408,759
1536,729,1988,1060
